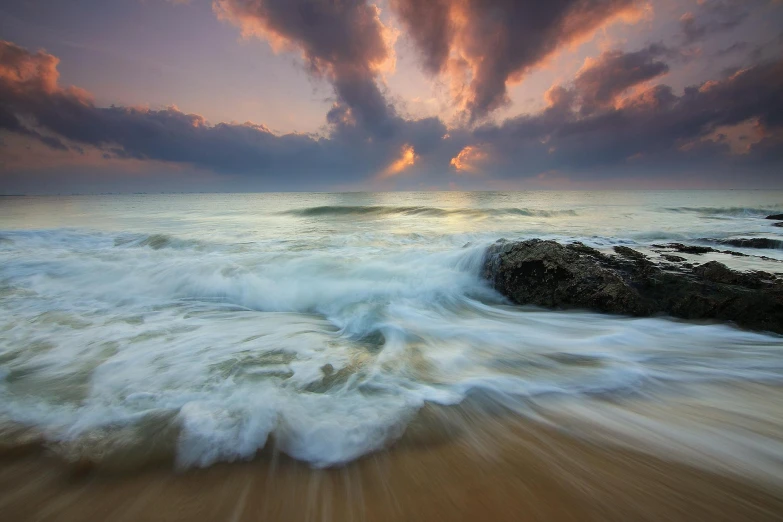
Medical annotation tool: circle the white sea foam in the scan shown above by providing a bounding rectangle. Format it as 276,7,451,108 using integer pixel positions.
0,191,782,477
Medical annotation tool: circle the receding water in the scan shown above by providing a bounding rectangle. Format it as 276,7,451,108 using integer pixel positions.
0,191,782,479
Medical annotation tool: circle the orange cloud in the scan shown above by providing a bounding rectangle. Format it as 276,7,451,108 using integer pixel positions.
390,0,642,121
573,44,670,112
450,145,487,172
702,118,767,155
379,143,417,179
214,0,396,75
0,41,60,93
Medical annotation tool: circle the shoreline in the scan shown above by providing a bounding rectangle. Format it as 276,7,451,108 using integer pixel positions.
2,193,783,521
2,400,783,522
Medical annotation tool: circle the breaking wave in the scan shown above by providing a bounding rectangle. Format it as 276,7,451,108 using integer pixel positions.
1,190,783,480
1,226,783,475
114,233,204,250
665,206,783,218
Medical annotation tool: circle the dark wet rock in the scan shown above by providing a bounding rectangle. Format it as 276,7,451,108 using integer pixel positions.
652,243,717,254
773,222,783,228
705,238,783,250
766,214,783,220
661,254,686,263
483,239,783,334
483,240,650,316
568,242,609,260
654,242,761,257
692,261,762,288
613,246,648,260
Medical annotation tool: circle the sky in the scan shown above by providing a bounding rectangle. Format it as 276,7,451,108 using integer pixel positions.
0,0,782,193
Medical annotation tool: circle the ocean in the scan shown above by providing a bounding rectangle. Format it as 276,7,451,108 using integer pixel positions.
1,191,782,480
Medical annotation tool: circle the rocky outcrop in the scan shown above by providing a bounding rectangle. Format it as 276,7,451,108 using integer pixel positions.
483,239,783,334
706,238,783,250
652,242,721,254
766,214,783,220
661,254,686,263
652,242,783,259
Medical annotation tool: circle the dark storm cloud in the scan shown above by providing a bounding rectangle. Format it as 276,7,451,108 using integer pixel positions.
0,43,71,151
389,0,452,75
0,41,342,179
2,36,782,190
0,40,449,186
680,0,750,43
390,0,638,121
0,105,68,151
472,55,783,180
214,0,399,137
573,44,671,113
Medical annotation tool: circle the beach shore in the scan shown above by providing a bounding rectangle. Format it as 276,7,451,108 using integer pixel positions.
2,402,782,522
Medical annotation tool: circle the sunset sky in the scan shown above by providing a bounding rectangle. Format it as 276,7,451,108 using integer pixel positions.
1,0,782,193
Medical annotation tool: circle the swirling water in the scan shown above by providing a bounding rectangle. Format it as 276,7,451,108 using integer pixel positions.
0,191,782,478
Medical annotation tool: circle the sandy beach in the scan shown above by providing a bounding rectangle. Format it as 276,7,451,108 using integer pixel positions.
2,401,782,522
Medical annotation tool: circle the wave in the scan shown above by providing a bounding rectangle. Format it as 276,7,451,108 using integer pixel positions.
113,233,204,250
284,205,577,218
2,233,783,473
665,206,782,218
2,219,783,477
2,310,782,475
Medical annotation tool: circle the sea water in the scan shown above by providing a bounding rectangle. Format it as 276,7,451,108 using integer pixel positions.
0,191,782,478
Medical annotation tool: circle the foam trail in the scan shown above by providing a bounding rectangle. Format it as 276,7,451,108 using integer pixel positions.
0,191,782,479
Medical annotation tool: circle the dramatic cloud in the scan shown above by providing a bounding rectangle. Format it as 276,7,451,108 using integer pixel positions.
0,42,76,152
0,21,783,190
391,0,639,121
0,41,336,181
389,0,452,76
214,0,399,137
450,145,487,172
0,40,450,189
378,143,417,179
473,53,783,180
573,44,670,113
0,41,61,93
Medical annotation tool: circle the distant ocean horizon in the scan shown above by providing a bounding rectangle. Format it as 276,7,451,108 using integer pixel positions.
3,187,782,196
1,190,782,480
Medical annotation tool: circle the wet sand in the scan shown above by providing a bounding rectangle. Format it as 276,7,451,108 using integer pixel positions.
2,404,782,522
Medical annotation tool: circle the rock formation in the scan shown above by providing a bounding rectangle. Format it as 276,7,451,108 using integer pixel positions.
483,239,783,334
